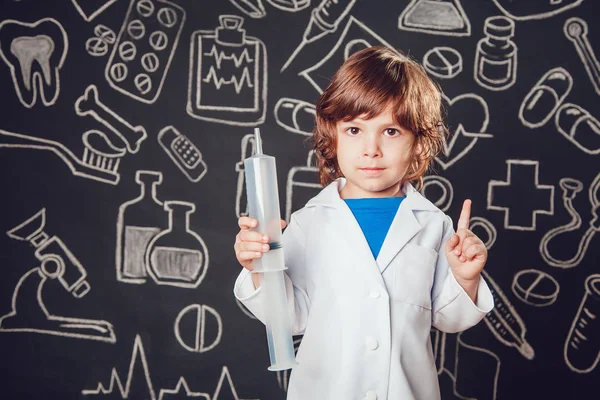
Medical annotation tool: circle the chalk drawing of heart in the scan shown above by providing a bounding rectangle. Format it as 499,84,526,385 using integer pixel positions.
435,93,491,170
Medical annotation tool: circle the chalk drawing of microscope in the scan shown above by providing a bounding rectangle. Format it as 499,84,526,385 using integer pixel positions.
0,208,116,342
539,173,600,268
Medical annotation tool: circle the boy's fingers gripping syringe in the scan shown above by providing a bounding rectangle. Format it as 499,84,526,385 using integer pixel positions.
235,217,287,280
241,128,297,371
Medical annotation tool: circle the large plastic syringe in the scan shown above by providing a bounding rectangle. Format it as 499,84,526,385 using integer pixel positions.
244,128,298,371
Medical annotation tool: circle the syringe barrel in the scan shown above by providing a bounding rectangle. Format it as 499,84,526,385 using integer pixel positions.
244,154,285,273
261,271,297,370
244,152,297,371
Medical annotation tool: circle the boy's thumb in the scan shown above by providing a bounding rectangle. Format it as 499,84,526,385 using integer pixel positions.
445,233,459,254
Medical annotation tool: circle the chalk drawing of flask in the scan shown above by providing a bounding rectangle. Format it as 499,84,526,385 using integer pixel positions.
116,171,167,283
565,274,600,374
187,15,267,126
146,201,209,288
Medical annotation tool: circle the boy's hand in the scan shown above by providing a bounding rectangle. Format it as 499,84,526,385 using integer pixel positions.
445,200,487,297
234,217,287,271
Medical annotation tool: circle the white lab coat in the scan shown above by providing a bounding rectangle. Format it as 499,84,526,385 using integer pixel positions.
234,178,494,400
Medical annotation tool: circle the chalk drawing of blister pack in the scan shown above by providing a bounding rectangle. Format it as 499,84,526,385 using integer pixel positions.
105,0,186,104
299,16,394,94
0,18,68,108
187,15,267,126
1,209,116,343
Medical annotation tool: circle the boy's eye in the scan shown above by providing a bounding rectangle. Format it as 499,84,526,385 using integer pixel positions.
384,128,401,137
346,127,360,135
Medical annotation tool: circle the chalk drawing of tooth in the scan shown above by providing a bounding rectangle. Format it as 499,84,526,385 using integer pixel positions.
0,18,68,108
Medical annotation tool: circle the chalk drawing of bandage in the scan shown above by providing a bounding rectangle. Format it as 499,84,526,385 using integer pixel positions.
492,0,583,21
71,0,118,22
488,160,555,231
235,133,256,218
0,18,68,108
285,150,321,223
174,304,222,353
540,173,600,268
434,93,491,170
564,274,600,374
105,0,186,104
188,15,267,126
0,128,122,185
564,17,600,97
299,16,394,94
398,0,471,37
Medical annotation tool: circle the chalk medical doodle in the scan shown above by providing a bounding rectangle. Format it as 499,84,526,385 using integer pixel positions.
299,16,394,94
158,126,208,183
1,209,116,343
540,174,600,268
281,0,356,72
565,274,600,374
564,17,600,97
555,103,600,155
398,0,471,37
0,128,122,185
474,16,518,91
434,93,491,170
0,18,68,108
492,0,583,21
274,97,316,136
488,160,555,231
75,85,148,154
174,304,223,353
105,0,186,103
187,15,267,126
285,150,321,223
71,0,118,22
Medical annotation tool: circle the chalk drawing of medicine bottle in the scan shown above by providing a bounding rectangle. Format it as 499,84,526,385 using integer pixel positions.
474,16,517,91
116,171,168,283
146,201,209,288
187,15,267,126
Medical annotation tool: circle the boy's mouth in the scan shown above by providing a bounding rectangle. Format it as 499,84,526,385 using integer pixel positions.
360,167,385,176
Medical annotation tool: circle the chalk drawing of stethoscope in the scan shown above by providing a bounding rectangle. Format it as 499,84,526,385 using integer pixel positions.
539,173,600,268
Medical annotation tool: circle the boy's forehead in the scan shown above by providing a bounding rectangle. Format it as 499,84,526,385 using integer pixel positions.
341,107,398,123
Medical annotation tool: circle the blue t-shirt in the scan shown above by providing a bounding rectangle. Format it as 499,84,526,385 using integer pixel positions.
344,196,405,259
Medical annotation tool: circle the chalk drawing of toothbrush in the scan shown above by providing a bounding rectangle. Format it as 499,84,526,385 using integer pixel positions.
539,174,600,268
0,129,122,185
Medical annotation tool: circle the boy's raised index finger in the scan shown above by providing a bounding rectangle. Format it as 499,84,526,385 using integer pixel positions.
457,199,472,230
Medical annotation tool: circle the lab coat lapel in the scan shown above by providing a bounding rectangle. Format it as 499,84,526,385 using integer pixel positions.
306,179,384,286
376,183,436,274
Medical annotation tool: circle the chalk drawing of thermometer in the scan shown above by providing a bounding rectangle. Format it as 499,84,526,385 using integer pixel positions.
540,174,600,268
482,269,535,360
564,18,600,96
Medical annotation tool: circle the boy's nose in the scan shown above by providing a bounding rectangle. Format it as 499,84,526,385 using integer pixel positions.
362,134,382,157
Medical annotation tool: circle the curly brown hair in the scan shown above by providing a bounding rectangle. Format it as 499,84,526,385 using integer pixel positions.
312,45,446,191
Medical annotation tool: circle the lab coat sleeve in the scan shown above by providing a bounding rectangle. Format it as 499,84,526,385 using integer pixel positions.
233,214,311,335
431,215,494,333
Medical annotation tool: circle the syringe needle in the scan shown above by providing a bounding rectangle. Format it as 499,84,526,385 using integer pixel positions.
280,39,307,73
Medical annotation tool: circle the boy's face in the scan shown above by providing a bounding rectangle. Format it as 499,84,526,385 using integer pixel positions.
335,106,415,199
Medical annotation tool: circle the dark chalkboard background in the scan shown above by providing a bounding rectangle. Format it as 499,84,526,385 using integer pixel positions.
0,0,599,399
